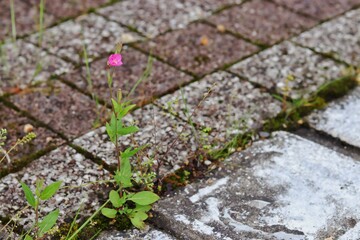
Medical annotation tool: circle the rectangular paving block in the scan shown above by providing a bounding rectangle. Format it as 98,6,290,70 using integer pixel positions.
0,0,55,40
73,104,198,177
62,46,192,105
156,71,281,146
28,13,142,64
137,23,258,77
153,131,360,240
273,0,360,20
0,102,64,174
307,87,360,148
8,81,100,140
207,0,316,45
293,9,360,66
229,41,344,99
96,228,175,240
0,145,109,230
0,40,73,93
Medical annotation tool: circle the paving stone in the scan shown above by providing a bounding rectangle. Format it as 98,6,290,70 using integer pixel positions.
28,13,142,64
153,131,360,240
8,81,99,140
156,72,282,145
273,0,360,20
229,41,344,99
96,227,175,240
62,46,192,105
207,0,317,45
0,0,55,40
137,23,258,77
307,87,360,148
28,0,110,19
73,104,197,177
0,102,64,173
97,0,207,38
0,145,109,230
293,9,360,66
0,40,73,93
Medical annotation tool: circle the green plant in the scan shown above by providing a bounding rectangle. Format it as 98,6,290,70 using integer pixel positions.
20,179,62,239
10,0,16,42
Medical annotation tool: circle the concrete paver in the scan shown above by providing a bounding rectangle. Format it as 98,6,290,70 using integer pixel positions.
293,9,360,66
153,131,360,240
0,102,64,173
229,41,344,99
207,0,317,45
0,40,73,93
96,227,175,240
307,87,360,148
62,46,192,105
28,13,142,64
273,0,360,20
137,23,258,77
156,72,282,145
74,104,197,176
8,81,100,140
0,145,109,229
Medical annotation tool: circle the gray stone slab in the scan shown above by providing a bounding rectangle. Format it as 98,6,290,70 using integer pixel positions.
73,104,197,177
97,0,208,38
28,13,142,64
156,71,281,145
0,40,73,92
0,145,109,229
293,9,360,66
307,87,360,148
153,131,360,239
229,41,344,99
96,227,175,240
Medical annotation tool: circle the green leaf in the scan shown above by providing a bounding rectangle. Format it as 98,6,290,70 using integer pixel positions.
118,156,132,188
20,182,36,208
134,204,151,212
117,126,139,136
101,207,117,218
38,209,59,237
121,147,141,159
40,181,62,200
128,191,159,205
24,235,33,240
109,190,122,208
118,104,136,118
129,213,146,229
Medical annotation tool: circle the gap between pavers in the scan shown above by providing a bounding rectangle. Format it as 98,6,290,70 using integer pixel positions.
293,8,360,66
0,145,110,231
151,131,360,240
307,86,360,149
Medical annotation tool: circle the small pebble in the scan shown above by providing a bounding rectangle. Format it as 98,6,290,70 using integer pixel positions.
23,124,34,133
204,160,212,166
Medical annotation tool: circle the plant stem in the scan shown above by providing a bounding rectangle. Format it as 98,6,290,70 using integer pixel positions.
10,0,16,42
39,0,45,47
34,200,39,239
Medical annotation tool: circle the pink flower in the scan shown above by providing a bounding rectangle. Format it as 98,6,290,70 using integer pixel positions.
107,54,123,66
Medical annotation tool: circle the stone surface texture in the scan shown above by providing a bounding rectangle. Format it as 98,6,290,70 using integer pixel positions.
137,23,258,77
0,145,109,229
207,0,317,45
229,41,344,99
62,46,192,105
273,0,360,20
96,227,175,240
307,87,360,148
0,40,72,92
8,81,99,139
73,104,197,176
154,131,360,240
293,9,360,66
28,13,142,64
157,72,282,144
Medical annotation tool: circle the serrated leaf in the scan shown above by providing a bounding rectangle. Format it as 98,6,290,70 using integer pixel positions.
117,126,139,136
38,209,59,237
40,181,62,200
118,157,133,188
128,191,159,205
121,147,141,159
109,190,122,208
129,213,146,229
101,207,117,218
20,182,36,208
